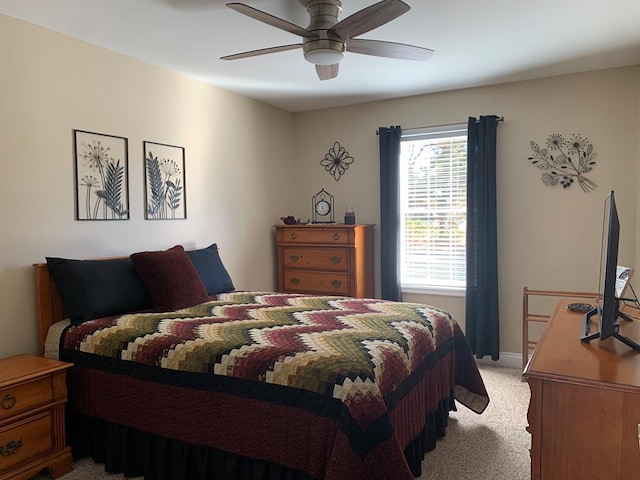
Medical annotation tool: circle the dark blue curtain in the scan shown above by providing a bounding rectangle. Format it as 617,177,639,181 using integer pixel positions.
466,116,500,360
378,126,402,301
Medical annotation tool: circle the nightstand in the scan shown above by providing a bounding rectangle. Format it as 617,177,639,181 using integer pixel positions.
0,354,73,480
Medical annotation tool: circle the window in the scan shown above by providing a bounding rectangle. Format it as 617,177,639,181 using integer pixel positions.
399,124,467,295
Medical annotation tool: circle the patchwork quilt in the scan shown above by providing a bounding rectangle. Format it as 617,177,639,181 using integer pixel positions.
60,292,489,480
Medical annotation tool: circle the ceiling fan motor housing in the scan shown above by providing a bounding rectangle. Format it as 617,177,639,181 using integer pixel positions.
305,0,342,30
303,0,346,65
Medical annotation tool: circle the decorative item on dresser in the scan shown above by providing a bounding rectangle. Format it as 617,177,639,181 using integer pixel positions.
523,299,640,479
275,223,374,297
311,188,335,224
0,354,73,480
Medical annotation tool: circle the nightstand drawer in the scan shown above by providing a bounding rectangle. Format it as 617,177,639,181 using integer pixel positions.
283,269,350,296
0,377,52,421
281,228,351,245
0,410,53,472
283,247,350,271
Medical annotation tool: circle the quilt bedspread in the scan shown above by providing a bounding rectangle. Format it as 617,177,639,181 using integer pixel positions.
60,292,489,479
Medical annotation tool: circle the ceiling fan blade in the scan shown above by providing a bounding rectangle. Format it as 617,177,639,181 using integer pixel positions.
226,3,316,38
347,39,434,61
316,64,339,81
221,44,303,61
329,0,410,40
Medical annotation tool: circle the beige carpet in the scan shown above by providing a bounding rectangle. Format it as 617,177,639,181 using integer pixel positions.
419,364,531,479
32,364,530,480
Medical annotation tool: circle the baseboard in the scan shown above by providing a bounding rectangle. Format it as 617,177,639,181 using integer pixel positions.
476,352,522,370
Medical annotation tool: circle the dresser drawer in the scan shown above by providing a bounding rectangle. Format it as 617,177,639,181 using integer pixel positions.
283,247,350,271
0,410,53,472
280,227,352,245
0,377,52,421
283,269,350,296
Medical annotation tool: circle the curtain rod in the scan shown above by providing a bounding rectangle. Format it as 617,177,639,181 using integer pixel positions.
376,116,504,135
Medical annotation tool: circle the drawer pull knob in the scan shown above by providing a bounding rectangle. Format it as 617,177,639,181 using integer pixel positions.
0,439,22,457
331,256,342,264
331,280,342,288
333,233,340,241
289,255,299,262
290,233,298,240
290,277,300,285
1,394,16,410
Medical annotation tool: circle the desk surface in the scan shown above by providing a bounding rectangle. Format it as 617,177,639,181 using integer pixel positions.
525,299,640,390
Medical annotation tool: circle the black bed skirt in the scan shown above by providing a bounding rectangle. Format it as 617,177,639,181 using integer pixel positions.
67,398,452,480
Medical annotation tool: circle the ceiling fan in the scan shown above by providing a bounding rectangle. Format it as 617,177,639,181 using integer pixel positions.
220,0,434,80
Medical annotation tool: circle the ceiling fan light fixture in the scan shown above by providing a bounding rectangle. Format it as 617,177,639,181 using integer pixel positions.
304,48,345,65
303,38,345,65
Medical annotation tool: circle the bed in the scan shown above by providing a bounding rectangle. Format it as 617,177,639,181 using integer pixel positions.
34,244,489,480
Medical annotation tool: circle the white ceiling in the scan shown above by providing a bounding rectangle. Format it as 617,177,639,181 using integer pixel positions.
1,0,640,112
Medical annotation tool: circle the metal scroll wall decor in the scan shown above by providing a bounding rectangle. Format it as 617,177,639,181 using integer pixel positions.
321,142,354,181
527,133,598,192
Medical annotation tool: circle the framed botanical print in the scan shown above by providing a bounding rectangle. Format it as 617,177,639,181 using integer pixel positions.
143,141,186,220
74,129,130,220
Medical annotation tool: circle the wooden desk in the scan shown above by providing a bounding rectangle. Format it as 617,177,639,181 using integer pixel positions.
524,299,640,479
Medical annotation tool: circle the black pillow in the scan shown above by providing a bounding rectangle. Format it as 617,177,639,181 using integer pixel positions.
186,244,235,295
46,257,153,325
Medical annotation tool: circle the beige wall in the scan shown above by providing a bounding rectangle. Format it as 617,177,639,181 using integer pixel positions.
291,67,640,356
636,74,640,277
2,13,640,360
0,15,295,356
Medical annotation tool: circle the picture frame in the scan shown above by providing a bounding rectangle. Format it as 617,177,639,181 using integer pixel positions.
143,141,186,220
73,129,130,221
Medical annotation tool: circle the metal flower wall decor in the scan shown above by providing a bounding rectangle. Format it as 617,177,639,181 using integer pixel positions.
321,141,354,181
74,129,129,221
527,133,598,192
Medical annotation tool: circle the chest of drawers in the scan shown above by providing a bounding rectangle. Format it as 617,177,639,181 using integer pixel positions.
275,224,374,297
0,354,73,480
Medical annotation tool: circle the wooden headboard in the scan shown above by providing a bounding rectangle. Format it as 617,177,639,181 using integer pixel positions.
34,263,65,355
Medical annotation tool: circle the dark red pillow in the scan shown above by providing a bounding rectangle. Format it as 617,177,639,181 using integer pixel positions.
130,245,210,312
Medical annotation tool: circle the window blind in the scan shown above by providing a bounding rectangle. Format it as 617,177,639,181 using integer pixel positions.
400,124,467,291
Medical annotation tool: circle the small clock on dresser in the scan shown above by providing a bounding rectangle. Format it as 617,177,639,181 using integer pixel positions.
311,188,335,224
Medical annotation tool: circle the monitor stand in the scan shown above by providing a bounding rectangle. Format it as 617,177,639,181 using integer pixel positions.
612,330,640,350
581,300,640,351
580,307,600,343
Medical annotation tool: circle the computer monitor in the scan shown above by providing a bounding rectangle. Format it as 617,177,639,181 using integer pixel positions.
581,191,640,350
